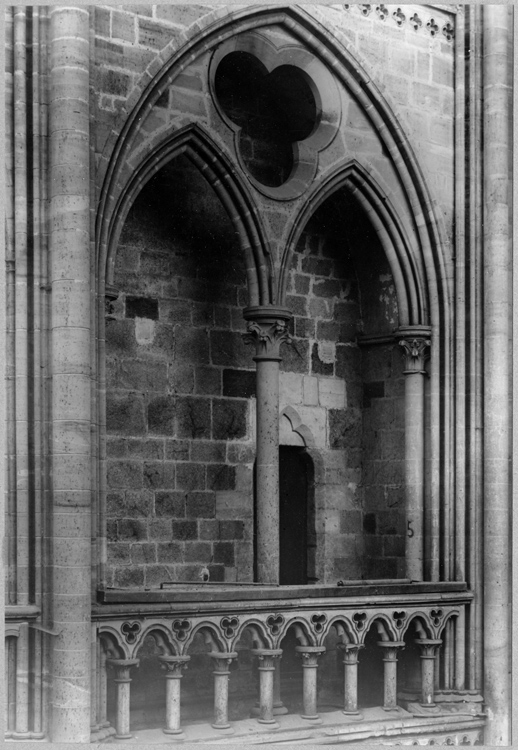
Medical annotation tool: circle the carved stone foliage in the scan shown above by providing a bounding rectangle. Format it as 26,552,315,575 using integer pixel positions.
398,332,431,373
243,319,291,360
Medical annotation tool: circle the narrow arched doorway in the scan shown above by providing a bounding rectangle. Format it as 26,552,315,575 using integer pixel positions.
279,446,313,585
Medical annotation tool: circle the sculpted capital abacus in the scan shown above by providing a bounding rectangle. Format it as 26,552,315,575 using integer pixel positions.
396,326,432,374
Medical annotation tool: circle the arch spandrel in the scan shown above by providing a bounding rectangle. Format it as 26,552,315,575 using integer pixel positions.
96,5,450,328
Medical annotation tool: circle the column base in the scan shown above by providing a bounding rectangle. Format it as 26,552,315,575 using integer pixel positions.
301,714,322,723
163,727,185,737
211,722,233,732
114,733,133,740
382,705,403,713
250,702,288,716
257,718,280,728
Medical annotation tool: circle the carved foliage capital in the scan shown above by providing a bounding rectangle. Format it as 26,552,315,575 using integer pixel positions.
159,655,190,678
399,336,431,372
243,319,291,360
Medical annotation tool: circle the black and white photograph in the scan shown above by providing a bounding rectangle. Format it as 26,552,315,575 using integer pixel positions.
3,3,514,746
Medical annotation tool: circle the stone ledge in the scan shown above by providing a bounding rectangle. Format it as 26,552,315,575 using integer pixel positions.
111,706,484,745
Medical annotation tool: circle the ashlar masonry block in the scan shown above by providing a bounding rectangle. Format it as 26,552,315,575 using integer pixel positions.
319,378,346,409
279,371,303,407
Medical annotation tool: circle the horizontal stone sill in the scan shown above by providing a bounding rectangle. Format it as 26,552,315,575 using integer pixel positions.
113,706,484,745
5,604,41,621
95,580,471,617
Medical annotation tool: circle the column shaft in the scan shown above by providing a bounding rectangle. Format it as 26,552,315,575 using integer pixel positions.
108,659,139,740
397,329,431,582
296,646,325,721
49,6,91,743
252,649,282,725
378,642,404,711
255,358,280,584
482,5,511,745
341,645,363,715
210,652,237,730
244,307,291,584
159,655,190,736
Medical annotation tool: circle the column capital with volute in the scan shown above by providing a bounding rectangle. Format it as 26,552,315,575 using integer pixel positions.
243,306,292,361
396,325,432,373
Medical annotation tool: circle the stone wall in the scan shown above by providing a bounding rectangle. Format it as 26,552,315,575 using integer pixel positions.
105,150,405,586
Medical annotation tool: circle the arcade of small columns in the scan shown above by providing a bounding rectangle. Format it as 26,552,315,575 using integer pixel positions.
96,306,438,740
100,613,451,741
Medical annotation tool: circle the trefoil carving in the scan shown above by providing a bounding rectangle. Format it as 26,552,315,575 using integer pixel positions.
266,614,285,635
220,616,239,638
172,619,191,641
121,621,141,644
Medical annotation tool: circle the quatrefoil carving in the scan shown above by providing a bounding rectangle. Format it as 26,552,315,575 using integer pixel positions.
353,612,367,631
121,621,141,644
393,611,406,629
221,616,239,638
172,619,191,641
431,609,443,626
210,33,340,201
266,614,285,635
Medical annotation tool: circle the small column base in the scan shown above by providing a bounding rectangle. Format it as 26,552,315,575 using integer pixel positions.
114,733,133,740
250,703,288,716
301,714,322,723
163,727,185,737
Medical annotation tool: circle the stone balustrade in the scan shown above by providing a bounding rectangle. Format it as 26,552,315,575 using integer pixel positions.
89,581,485,744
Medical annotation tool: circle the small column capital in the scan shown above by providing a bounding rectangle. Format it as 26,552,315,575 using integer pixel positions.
295,645,326,667
158,654,190,678
338,643,364,665
210,651,238,674
396,326,431,373
243,306,292,361
107,658,139,682
252,648,283,670
415,638,442,658
377,641,406,661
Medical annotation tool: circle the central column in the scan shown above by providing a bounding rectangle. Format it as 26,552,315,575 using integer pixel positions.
244,306,292,584
397,326,431,582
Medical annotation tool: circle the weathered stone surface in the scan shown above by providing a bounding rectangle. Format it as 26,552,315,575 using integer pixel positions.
148,395,176,435
155,491,185,517
186,491,216,518
172,520,197,541
206,464,236,491
328,408,362,449
223,368,256,398
176,462,205,490
176,396,211,439
212,399,247,440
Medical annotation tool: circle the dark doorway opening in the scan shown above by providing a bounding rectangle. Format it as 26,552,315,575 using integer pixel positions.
253,446,315,584
279,446,311,585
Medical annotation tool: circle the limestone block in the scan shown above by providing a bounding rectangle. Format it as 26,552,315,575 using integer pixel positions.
186,491,216,518
155,491,185,517
212,398,247,440
108,490,152,517
279,371,303,407
216,491,253,519
176,462,205,491
319,378,346,408
303,375,319,406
